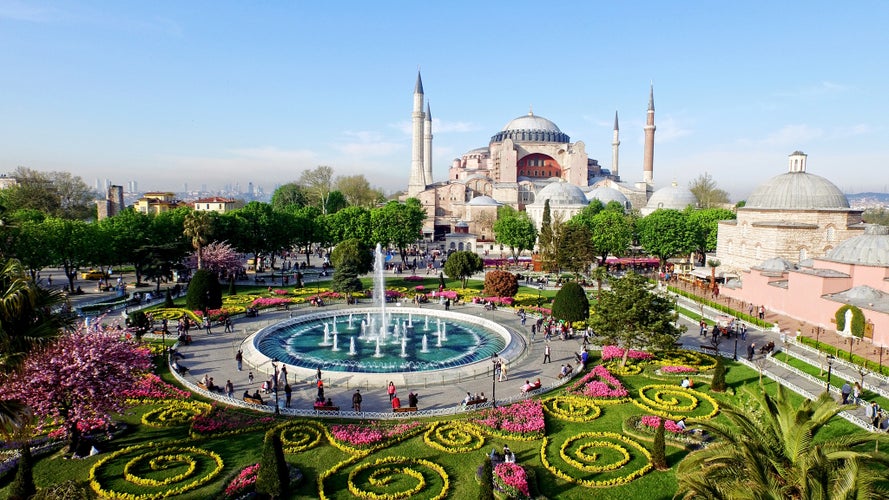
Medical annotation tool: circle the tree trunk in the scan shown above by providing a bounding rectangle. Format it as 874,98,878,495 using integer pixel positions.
9,441,35,500
68,420,81,455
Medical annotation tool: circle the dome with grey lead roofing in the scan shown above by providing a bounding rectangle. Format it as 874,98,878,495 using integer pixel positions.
533,181,588,206
745,172,849,210
467,195,502,206
586,186,630,207
490,111,570,144
755,257,798,273
642,181,697,214
825,225,889,266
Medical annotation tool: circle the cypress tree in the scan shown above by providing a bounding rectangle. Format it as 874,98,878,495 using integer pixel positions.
551,282,590,324
711,355,727,392
652,418,667,470
256,428,289,498
163,289,174,308
479,456,495,500
185,269,222,311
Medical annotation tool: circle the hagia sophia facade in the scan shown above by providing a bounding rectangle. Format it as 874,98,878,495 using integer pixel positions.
400,72,889,346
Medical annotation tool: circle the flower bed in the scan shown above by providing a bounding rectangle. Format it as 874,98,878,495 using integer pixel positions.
629,385,720,421
346,456,449,500
639,415,686,434
279,421,326,453
141,401,212,428
190,404,275,437
328,421,424,453
540,432,653,488
542,396,602,422
423,422,485,453
471,400,544,440
223,463,259,499
659,365,697,374
600,345,654,361
494,462,531,499
123,374,190,403
565,365,629,399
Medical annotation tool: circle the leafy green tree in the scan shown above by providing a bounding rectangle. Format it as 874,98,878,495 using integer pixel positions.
589,210,633,265
299,165,335,214
0,167,95,220
556,224,595,277
483,270,518,298
371,199,426,263
330,239,373,293
676,385,889,499
185,269,222,311
551,282,590,323
98,209,153,283
636,209,695,268
6,220,54,279
443,251,483,288
493,209,537,264
256,428,290,498
284,206,322,266
335,174,384,208
41,218,97,293
270,182,308,211
325,190,349,214
688,172,729,209
226,202,290,272
588,272,684,366
687,207,736,259
326,206,373,246
652,418,667,470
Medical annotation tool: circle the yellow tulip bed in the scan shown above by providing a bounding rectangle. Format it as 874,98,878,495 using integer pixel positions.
423,421,485,453
541,432,653,488
542,396,602,423
345,456,449,500
140,401,211,428
630,385,720,421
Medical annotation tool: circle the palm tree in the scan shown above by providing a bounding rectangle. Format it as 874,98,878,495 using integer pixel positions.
183,210,213,270
707,258,720,291
675,384,889,499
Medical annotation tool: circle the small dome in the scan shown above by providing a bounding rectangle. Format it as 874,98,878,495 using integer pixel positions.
467,195,502,207
825,225,889,266
586,186,629,207
755,257,798,273
745,172,849,210
643,182,697,214
455,221,469,228
533,181,588,206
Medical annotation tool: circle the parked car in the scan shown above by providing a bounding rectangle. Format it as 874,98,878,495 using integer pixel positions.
81,269,108,280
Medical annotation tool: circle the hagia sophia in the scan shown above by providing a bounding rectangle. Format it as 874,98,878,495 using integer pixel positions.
402,71,889,349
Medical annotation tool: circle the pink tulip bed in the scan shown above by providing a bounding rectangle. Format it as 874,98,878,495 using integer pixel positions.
565,365,630,399
471,399,545,439
494,462,532,499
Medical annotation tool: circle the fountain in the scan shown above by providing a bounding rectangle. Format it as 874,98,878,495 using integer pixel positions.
421,334,429,353
400,337,407,357
332,332,339,351
320,323,331,346
332,316,338,333
349,337,356,356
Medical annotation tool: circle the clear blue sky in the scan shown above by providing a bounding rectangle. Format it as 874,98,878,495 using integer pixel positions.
1,1,886,199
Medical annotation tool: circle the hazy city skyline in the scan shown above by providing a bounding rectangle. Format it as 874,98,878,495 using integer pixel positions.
1,1,887,200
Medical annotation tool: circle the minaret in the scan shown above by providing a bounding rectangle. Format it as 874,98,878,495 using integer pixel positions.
423,102,433,186
642,83,656,184
611,111,620,179
407,71,427,197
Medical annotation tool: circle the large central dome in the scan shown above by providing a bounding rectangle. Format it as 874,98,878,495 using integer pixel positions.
745,172,849,210
491,111,570,144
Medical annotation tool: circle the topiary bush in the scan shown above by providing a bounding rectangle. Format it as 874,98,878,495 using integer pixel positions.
256,428,290,498
127,310,151,336
478,456,494,500
331,262,364,293
651,418,667,470
163,289,174,308
185,269,222,311
711,356,727,392
835,304,865,337
551,282,590,323
483,270,518,297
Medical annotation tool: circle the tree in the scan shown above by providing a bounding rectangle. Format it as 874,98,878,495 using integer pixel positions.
200,241,244,279
710,356,726,392
225,202,290,272
483,270,518,298
687,207,735,261
443,251,483,288
325,190,349,214
589,210,633,265
335,174,384,208
556,224,595,278
591,265,610,301
299,165,335,214
98,209,153,284
270,182,308,211
330,239,373,293
636,209,696,268
183,210,214,270
688,172,729,209
651,418,667,470
186,269,222,312
371,199,426,263
6,219,54,279
256,428,290,498
0,167,95,220
676,385,889,499
588,272,684,366
493,211,537,264
538,200,554,269
0,327,152,452
41,218,96,293
551,282,590,324
326,206,373,246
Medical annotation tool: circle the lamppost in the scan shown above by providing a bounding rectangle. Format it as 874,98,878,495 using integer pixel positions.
826,355,835,391
733,338,738,361
272,358,280,415
491,354,498,408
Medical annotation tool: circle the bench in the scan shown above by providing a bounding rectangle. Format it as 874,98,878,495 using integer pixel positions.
244,397,265,405
275,303,290,311
393,407,418,413
464,398,487,407
196,382,208,391
313,405,340,413
700,344,718,353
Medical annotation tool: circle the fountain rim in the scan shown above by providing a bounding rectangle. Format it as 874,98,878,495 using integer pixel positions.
240,306,525,386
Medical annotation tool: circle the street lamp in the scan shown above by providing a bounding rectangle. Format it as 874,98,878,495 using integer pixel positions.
491,354,498,408
826,355,835,391
733,338,738,361
272,358,280,415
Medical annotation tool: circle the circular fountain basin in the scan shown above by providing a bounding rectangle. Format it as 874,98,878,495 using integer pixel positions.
241,307,524,386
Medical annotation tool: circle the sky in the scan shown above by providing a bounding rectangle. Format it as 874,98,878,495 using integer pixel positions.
1,1,887,200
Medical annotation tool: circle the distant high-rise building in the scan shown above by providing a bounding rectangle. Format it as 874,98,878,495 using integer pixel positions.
201,183,207,193
248,182,254,196
184,183,188,193
96,184,124,220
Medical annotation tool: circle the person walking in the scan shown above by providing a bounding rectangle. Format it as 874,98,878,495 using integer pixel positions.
317,379,324,400
543,343,551,364
499,360,508,381
316,367,322,382
204,316,212,335
235,349,243,371
352,390,363,412
225,379,234,398
387,381,397,401
284,383,292,408
841,382,852,405
747,343,755,361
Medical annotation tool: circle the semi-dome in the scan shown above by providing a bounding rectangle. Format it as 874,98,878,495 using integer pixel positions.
642,181,697,214
745,172,849,210
467,195,502,207
825,225,889,266
586,186,630,208
533,180,588,206
490,111,570,144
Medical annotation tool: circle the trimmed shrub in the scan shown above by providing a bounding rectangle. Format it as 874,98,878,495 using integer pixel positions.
651,418,667,470
331,262,364,293
163,289,174,308
256,428,289,498
711,356,727,392
479,456,494,500
185,269,222,311
483,270,518,298
835,304,865,337
551,282,590,323
127,310,150,336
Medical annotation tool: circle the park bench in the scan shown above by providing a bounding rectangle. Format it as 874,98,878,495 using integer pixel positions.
393,407,418,413
699,344,718,354
313,405,340,413
464,398,487,408
244,397,265,405
275,303,290,311
196,382,208,391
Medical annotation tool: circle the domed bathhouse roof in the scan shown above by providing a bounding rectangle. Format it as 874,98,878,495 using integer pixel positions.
586,186,630,209
532,180,589,207
753,257,798,274
490,111,570,143
467,195,502,207
745,152,850,210
825,225,889,266
641,181,697,215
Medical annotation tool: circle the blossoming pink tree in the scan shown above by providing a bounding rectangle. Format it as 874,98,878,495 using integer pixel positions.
0,326,152,451
199,241,244,279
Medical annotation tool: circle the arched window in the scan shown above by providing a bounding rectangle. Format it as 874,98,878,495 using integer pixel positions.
799,248,807,261
826,227,836,242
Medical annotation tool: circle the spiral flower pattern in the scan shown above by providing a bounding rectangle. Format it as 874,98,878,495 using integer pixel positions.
541,432,652,488
279,421,325,453
423,422,484,453
346,456,449,500
631,384,719,420
90,444,223,499
543,396,602,422
659,350,717,371
141,401,211,427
